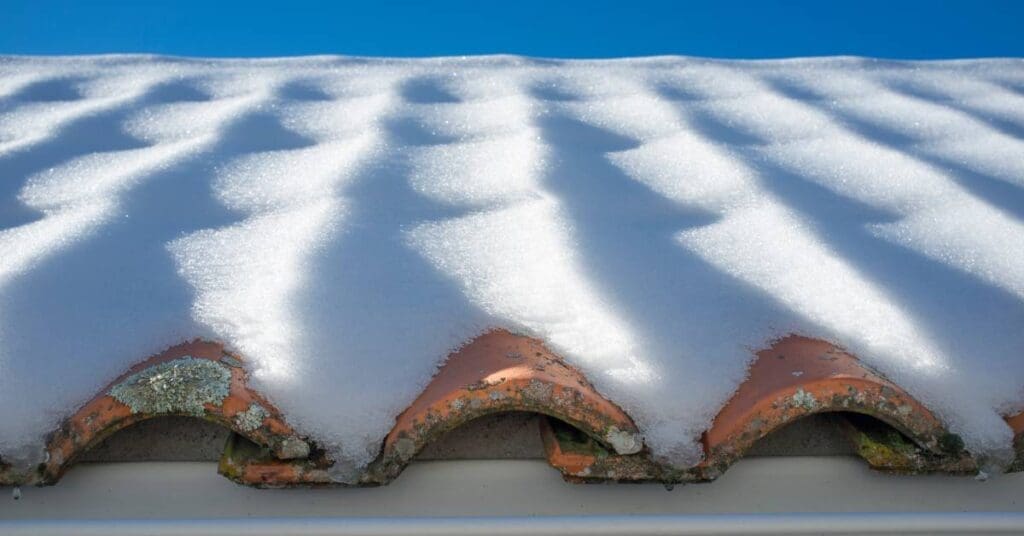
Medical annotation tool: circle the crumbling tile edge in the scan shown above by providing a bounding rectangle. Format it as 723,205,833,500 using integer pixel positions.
1,340,310,486
219,329,645,487
4,333,1014,488
542,335,983,484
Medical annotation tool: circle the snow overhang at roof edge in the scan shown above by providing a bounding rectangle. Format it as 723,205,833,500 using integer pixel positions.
1,331,1019,488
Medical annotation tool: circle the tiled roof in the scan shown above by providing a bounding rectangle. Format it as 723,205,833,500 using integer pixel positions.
1,56,1023,489
2,331,1019,487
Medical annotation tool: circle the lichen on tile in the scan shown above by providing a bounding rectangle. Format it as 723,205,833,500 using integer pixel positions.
234,402,269,432
109,357,231,416
791,388,818,410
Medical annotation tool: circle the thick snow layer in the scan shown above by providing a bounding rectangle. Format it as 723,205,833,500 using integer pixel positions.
1,56,1023,475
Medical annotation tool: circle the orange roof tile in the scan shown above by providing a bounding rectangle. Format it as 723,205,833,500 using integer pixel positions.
2,333,1014,487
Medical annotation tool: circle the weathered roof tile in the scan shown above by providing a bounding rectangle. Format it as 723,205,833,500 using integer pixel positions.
221,330,642,486
2,333,1013,487
5,341,308,486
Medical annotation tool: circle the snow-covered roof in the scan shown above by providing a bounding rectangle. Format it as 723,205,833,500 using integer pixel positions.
1,55,1022,478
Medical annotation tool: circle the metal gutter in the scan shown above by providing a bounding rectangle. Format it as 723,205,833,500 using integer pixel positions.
3,513,1024,536
2,458,1023,534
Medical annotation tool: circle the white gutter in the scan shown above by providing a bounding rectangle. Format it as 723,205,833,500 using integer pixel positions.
3,458,1023,535
2,513,1024,536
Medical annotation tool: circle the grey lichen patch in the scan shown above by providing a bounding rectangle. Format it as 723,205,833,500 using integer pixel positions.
326,456,363,484
791,388,818,410
278,436,311,459
394,437,417,461
605,426,643,455
234,402,269,432
109,357,231,417
523,379,553,401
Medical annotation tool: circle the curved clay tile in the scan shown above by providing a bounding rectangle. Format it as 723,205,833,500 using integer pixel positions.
374,329,642,478
542,335,978,483
219,329,642,487
33,340,309,485
700,336,973,477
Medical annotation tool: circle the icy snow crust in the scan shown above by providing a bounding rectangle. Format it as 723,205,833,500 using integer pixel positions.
1,55,1023,474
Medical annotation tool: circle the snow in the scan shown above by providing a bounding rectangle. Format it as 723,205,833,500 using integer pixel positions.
1,55,1023,475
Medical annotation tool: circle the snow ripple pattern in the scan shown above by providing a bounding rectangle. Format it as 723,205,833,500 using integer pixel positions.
1,56,1022,476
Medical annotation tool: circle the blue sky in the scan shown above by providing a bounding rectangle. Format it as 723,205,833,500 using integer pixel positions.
1,0,1022,59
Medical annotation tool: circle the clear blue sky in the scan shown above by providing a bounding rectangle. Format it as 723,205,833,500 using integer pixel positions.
1,0,1022,59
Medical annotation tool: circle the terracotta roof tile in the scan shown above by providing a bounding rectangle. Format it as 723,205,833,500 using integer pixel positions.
3,341,308,486
702,336,973,477
542,336,977,484
2,333,1015,487
377,330,641,470
219,330,642,487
